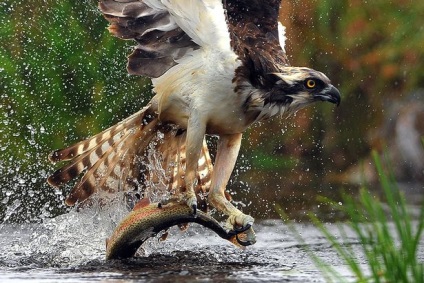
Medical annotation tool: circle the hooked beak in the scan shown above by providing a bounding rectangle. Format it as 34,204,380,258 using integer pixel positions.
314,85,341,106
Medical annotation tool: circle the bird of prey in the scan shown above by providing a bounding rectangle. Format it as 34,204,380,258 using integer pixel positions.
48,0,340,232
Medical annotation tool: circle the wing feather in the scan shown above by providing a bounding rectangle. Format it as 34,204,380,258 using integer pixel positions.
99,0,234,78
224,0,288,67
99,0,199,78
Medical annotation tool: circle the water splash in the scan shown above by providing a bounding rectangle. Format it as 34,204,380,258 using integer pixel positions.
0,194,130,268
144,131,171,203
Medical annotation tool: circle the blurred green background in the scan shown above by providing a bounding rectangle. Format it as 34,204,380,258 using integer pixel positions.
1,0,423,222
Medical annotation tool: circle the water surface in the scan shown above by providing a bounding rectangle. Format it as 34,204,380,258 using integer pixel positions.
0,204,363,282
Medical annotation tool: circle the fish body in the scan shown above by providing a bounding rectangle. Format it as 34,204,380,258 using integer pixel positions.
106,200,256,260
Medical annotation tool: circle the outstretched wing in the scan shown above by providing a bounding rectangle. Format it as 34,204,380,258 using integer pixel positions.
224,0,285,49
223,0,288,90
99,0,232,78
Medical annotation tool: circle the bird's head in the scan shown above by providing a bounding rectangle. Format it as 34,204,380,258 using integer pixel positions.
247,66,340,120
269,67,340,111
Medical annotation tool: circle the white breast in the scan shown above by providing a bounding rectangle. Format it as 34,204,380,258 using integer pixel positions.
148,0,261,134
152,46,250,133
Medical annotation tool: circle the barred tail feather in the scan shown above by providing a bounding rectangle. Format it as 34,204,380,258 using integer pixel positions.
47,105,157,205
152,130,213,211
70,117,159,204
64,128,136,205
48,105,150,163
47,126,138,187
47,104,214,208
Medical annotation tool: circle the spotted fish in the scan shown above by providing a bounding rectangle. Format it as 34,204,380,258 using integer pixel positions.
106,199,256,260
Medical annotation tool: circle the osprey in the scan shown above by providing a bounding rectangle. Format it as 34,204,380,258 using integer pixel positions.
48,0,340,232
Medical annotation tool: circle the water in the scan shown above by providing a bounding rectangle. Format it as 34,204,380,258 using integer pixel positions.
0,202,365,282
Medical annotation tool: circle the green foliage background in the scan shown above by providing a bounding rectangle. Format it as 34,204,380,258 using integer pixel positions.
1,1,423,222
0,0,150,221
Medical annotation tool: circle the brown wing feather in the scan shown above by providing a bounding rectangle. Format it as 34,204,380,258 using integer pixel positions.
224,0,288,88
224,0,282,39
99,0,199,78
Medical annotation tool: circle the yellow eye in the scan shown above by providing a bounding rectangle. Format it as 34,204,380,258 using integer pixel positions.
306,79,316,89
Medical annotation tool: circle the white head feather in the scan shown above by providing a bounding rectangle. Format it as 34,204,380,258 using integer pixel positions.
277,22,286,52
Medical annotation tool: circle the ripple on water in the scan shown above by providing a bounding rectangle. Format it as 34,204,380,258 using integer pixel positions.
0,201,356,282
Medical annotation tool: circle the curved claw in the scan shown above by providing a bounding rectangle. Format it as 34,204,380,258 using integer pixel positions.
191,204,197,216
236,233,254,246
229,223,252,235
227,225,256,247
186,196,198,216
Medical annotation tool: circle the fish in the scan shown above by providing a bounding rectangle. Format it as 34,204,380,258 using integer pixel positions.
106,199,256,260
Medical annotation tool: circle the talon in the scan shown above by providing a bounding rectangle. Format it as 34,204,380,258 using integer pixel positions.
227,225,256,247
226,213,254,232
236,233,254,247
228,224,251,236
232,223,251,234
186,196,197,215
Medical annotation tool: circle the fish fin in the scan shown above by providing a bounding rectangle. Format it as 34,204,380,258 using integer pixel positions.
133,198,151,211
159,230,169,242
178,223,189,231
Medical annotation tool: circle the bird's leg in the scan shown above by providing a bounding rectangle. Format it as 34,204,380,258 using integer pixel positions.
208,133,255,230
184,114,207,214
